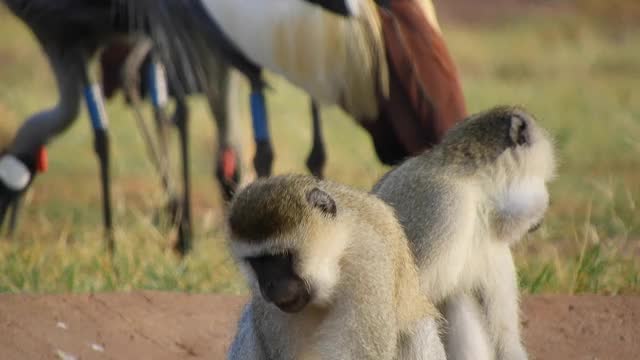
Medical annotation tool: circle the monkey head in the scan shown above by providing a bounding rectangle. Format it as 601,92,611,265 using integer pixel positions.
441,106,555,182
439,106,556,239
228,175,346,313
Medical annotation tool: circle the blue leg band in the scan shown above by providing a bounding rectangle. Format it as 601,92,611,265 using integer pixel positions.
147,61,169,108
84,84,109,131
250,91,270,141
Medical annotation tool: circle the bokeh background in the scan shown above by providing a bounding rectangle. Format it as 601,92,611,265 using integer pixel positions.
0,0,638,294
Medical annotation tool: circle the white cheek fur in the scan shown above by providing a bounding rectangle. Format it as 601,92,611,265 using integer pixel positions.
299,224,350,306
497,177,548,220
492,177,549,243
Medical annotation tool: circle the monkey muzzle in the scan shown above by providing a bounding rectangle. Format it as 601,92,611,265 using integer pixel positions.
247,253,312,313
263,278,311,313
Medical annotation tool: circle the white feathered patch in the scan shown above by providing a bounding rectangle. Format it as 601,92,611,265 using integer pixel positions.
0,155,31,191
299,223,350,306
201,0,387,119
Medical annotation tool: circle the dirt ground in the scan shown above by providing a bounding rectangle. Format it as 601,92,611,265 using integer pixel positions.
0,292,637,360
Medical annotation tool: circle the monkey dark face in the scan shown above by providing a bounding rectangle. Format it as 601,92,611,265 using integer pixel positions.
247,253,311,313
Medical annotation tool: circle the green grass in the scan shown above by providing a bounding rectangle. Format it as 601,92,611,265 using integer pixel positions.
0,7,638,294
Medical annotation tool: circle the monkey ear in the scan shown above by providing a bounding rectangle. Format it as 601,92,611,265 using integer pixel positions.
509,114,530,146
306,188,337,217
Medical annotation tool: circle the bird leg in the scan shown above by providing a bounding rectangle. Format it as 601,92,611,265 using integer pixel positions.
122,40,176,197
0,195,10,235
172,99,192,255
207,64,241,201
306,100,326,178
144,56,185,231
249,78,273,178
123,43,184,236
6,197,21,237
84,81,115,254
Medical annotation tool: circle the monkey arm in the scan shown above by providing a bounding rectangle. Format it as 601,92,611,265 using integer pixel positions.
479,248,528,360
398,316,447,360
300,297,397,360
491,177,549,244
227,305,267,360
302,243,399,360
441,293,492,360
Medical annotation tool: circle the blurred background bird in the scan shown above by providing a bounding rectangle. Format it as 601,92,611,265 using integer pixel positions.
0,0,466,256
0,0,244,254
157,0,467,167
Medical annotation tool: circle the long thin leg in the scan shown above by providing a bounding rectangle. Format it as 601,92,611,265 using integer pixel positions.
306,99,326,178
144,56,185,228
96,129,114,254
123,44,185,238
6,197,21,237
84,80,115,254
147,58,179,208
0,200,8,234
249,76,273,178
172,99,192,255
122,40,175,197
206,63,241,201
145,51,193,254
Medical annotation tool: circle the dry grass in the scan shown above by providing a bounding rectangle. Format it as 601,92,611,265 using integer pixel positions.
575,0,640,31
0,6,638,294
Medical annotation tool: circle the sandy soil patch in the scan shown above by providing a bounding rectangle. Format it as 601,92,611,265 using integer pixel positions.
0,292,637,359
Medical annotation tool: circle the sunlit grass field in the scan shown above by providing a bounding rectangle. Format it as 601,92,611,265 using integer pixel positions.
0,6,638,294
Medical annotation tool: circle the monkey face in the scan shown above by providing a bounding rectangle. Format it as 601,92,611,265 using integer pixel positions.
247,253,312,313
228,176,342,313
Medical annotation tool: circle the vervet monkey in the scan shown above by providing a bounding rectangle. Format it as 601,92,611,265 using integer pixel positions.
373,106,556,360
226,174,446,360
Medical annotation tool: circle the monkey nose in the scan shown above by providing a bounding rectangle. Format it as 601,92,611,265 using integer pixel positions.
267,280,311,313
